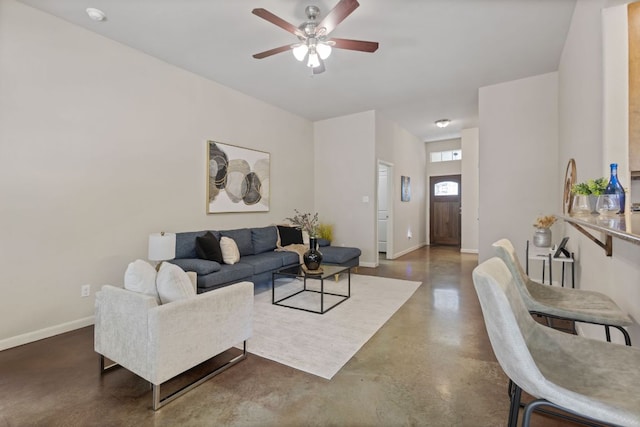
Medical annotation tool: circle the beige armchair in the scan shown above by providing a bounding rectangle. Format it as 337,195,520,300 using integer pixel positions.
94,280,253,410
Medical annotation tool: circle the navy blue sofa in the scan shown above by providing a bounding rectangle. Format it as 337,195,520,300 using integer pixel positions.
169,226,361,294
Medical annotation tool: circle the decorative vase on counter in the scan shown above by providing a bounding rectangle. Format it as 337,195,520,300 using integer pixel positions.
571,195,591,217
533,228,552,248
303,237,323,271
605,163,625,214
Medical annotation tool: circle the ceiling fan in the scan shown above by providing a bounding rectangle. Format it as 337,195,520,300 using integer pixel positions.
252,0,379,74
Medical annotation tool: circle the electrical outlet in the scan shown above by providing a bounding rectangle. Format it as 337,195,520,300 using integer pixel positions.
81,284,91,297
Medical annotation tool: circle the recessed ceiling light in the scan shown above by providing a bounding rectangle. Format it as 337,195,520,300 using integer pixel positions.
435,119,451,128
86,8,106,22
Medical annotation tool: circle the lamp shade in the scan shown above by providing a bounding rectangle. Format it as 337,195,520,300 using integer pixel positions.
316,42,332,60
292,43,308,61
148,232,176,261
307,51,320,68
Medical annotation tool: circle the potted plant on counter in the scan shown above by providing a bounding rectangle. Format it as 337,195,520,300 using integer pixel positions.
570,178,607,216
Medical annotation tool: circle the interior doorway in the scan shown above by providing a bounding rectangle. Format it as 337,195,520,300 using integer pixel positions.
377,161,394,262
429,174,461,246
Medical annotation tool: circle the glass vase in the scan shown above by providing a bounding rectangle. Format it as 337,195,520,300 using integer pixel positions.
605,163,625,214
571,195,591,217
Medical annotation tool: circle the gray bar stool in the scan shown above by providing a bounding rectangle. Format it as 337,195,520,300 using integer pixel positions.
473,257,640,427
493,239,632,345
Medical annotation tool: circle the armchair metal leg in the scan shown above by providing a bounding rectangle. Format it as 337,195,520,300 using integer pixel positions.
99,354,119,373
152,341,248,410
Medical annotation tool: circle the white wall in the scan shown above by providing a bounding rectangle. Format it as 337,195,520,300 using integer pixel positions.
314,111,425,265
0,0,314,349
461,128,480,253
314,111,377,266
375,114,426,259
478,72,560,262
558,0,640,344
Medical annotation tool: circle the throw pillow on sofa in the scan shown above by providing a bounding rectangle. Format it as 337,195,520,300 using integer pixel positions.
196,231,223,263
124,259,160,304
220,236,241,264
156,262,196,304
277,225,303,247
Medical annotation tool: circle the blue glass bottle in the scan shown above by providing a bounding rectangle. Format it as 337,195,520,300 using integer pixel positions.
605,163,625,214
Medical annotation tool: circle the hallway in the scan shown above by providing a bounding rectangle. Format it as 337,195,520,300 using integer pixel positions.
0,247,583,426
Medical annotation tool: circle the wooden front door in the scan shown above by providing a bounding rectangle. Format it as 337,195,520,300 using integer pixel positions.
430,175,461,246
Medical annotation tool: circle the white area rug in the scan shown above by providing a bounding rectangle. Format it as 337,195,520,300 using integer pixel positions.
247,274,421,379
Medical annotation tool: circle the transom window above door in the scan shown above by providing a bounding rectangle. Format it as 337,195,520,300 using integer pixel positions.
434,181,459,196
430,149,462,163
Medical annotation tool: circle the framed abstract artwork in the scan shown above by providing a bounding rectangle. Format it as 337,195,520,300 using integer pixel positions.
401,175,411,202
207,141,270,213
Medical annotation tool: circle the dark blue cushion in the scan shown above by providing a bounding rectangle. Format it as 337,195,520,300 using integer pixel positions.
317,238,331,247
197,263,253,289
220,228,254,256
242,252,287,274
320,246,361,264
168,258,221,275
252,226,277,254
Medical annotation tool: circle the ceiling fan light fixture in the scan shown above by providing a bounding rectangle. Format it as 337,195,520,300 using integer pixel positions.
316,42,332,60
251,0,379,73
307,51,320,68
435,119,451,128
292,44,308,61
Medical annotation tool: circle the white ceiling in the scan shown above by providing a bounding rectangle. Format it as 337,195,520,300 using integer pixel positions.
17,0,577,142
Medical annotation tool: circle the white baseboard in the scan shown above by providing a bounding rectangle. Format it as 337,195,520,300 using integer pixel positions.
359,261,377,268
389,243,426,259
460,248,479,254
0,316,95,351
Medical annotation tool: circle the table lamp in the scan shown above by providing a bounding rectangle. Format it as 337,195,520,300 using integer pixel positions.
148,232,176,270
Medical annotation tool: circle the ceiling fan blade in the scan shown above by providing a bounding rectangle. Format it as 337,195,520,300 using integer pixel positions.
252,8,304,37
329,38,379,52
318,0,360,35
252,45,293,59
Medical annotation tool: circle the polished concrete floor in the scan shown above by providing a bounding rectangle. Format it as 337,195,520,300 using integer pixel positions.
0,246,587,426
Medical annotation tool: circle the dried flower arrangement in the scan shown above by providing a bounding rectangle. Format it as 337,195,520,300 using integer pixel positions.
285,209,319,237
533,215,557,229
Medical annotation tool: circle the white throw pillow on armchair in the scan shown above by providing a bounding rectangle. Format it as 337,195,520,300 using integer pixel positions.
124,259,160,304
156,262,197,304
